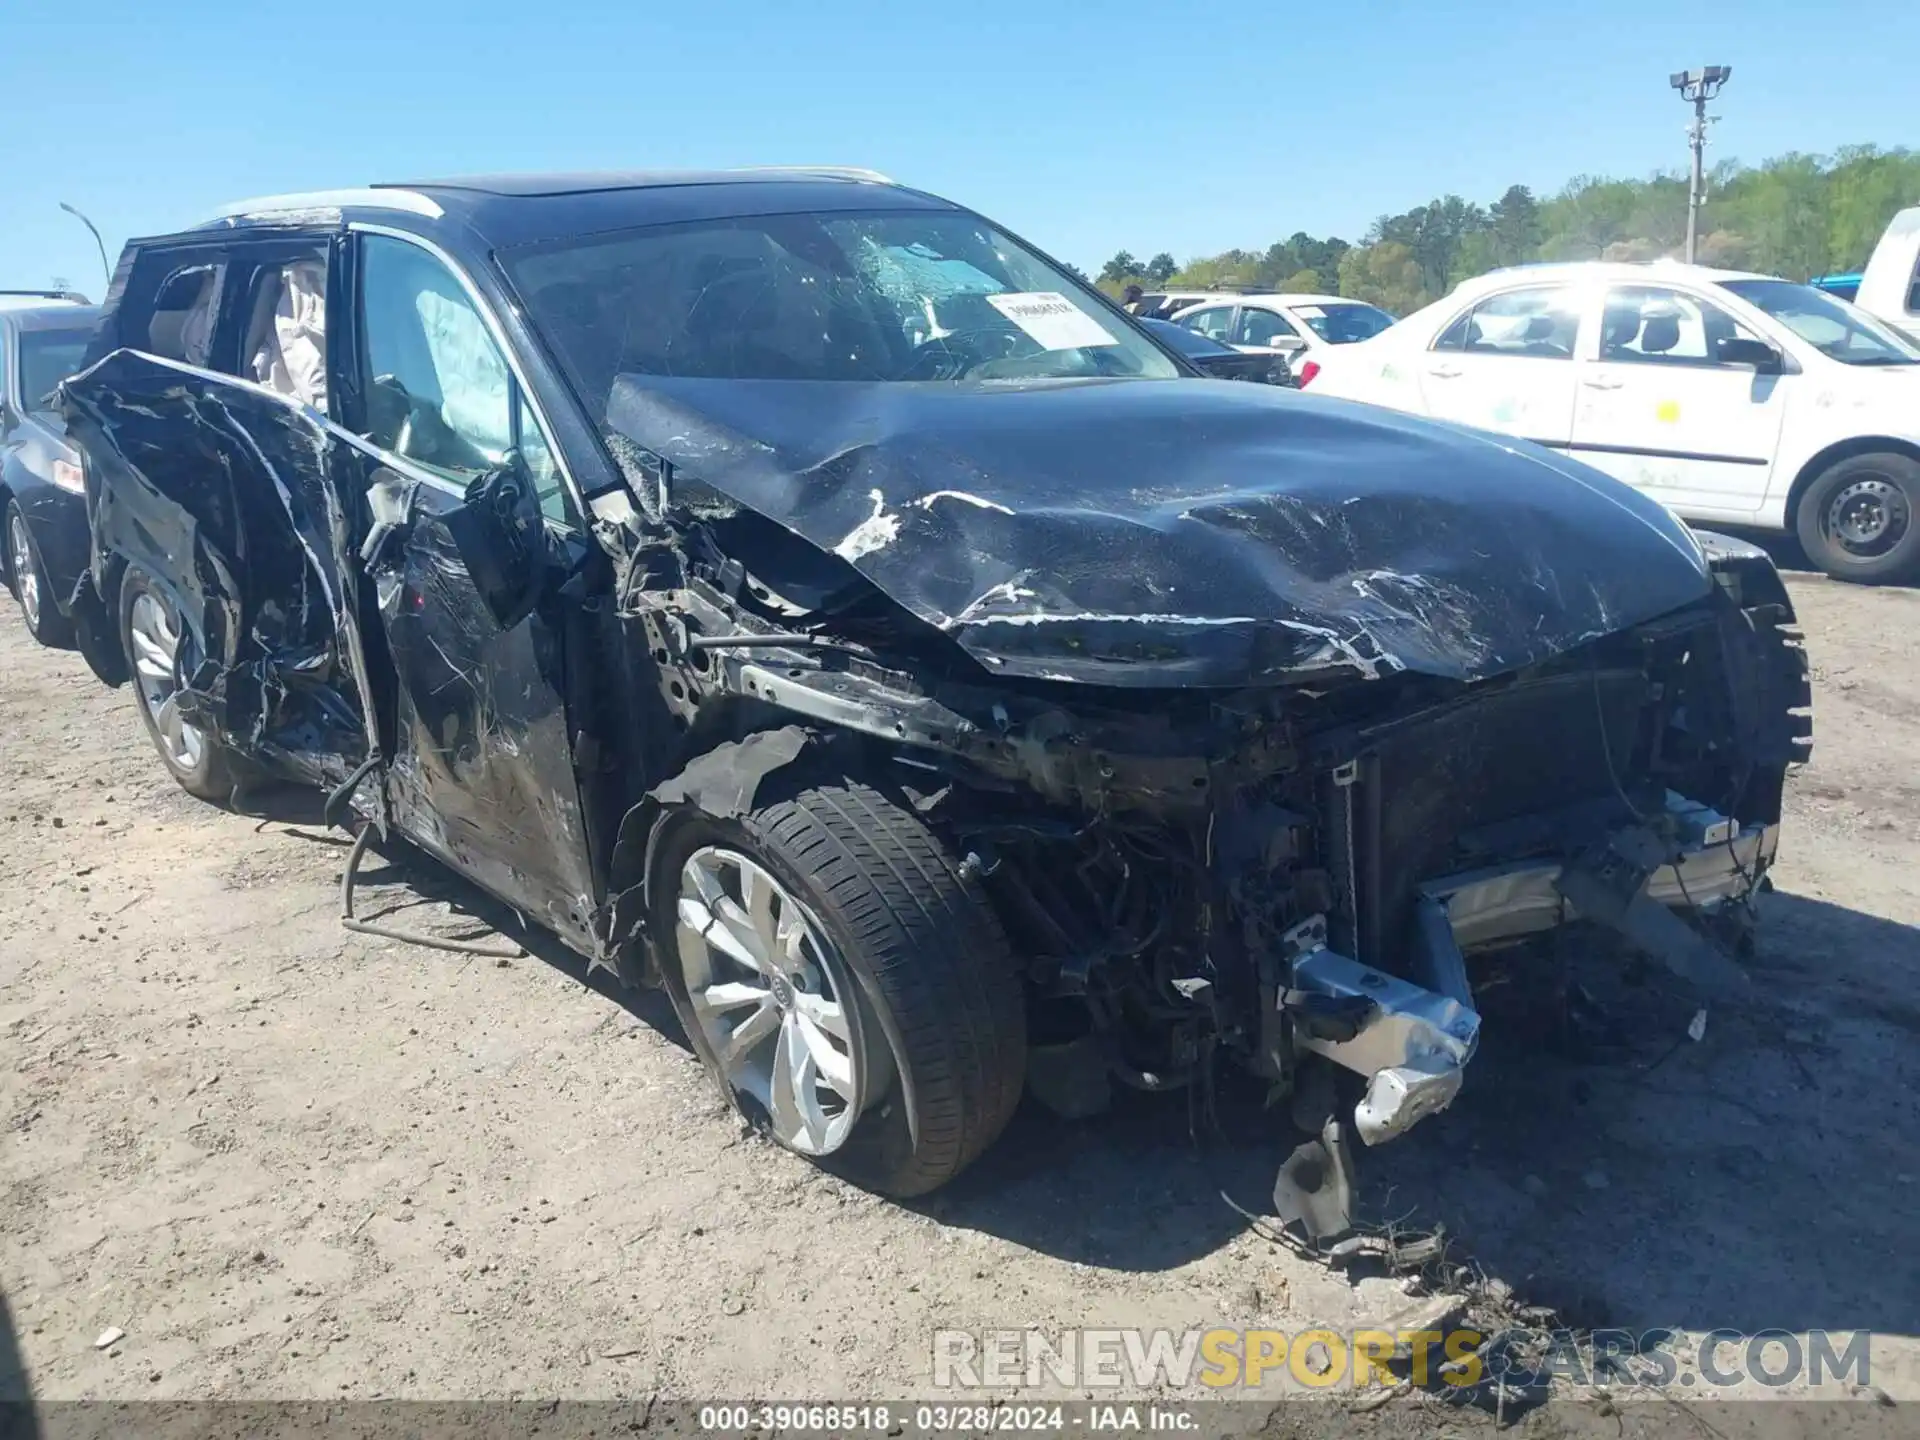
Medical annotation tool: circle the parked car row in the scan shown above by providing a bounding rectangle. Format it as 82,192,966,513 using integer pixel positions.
7,172,1810,1226
1,293,100,647
1309,259,1920,582
1164,292,1396,387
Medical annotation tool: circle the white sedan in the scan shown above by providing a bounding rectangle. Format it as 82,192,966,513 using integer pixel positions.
1307,261,1920,582
1169,293,1396,387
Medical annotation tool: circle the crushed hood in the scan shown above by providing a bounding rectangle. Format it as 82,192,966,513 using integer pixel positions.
607,376,1712,687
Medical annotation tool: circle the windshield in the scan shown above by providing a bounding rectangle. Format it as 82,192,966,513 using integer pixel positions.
17,328,94,409
1292,302,1395,344
505,210,1179,415
1717,279,1920,367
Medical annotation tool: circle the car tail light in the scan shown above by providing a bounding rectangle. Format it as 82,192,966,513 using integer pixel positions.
51,459,85,494
1296,360,1321,389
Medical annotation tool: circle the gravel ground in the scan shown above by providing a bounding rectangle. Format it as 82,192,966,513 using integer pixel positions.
2,563,1917,1423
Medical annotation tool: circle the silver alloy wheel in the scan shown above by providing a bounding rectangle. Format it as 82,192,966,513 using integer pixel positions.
1828,474,1907,554
8,512,38,632
674,846,866,1155
128,590,205,772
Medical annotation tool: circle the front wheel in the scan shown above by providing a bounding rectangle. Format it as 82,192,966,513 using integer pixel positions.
118,565,241,803
653,777,1027,1196
6,502,74,647
1795,451,1920,583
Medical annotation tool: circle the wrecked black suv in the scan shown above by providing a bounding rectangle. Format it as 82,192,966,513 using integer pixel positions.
61,171,1810,1210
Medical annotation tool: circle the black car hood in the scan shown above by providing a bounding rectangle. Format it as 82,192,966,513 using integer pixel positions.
605,375,1712,687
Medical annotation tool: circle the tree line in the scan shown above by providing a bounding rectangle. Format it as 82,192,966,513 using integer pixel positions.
1096,145,1920,315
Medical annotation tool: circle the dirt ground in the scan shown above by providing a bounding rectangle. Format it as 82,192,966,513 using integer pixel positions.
3,559,1918,1424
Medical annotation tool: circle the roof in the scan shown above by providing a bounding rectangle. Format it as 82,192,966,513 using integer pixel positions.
387,167,895,197
207,168,900,223
1239,293,1357,307
1461,259,1775,292
199,168,945,251
0,291,90,314
1,304,100,332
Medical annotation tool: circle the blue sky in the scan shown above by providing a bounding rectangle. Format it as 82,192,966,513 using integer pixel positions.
4,0,1915,295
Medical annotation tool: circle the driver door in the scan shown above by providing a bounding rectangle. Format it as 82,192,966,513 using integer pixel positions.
349,230,598,943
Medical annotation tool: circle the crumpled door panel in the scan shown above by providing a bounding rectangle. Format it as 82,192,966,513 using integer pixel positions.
62,351,372,780
367,466,597,939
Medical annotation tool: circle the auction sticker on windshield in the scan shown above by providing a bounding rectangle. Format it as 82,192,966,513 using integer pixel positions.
986,292,1117,350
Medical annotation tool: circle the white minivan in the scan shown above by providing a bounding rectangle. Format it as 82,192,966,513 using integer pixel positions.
1309,261,1920,582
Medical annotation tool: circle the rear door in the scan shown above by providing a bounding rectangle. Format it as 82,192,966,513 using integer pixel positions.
1568,283,1785,515
346,228,598,942
1418,283,1583,446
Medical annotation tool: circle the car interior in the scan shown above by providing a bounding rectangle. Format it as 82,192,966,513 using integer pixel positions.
243,260,328,412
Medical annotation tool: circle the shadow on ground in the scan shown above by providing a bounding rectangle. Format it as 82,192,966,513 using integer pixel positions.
1367,887,1920,1340
0,1287,37,1434
928,885,1920,1347
291,807,1920,1341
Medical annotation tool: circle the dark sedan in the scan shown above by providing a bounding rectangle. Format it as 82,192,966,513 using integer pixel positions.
1141,316,1293,385
2,304,101,646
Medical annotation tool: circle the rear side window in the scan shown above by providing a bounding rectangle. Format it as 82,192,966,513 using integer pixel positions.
1179,306,1236,342
1434,286,1580,359
143,263,224,366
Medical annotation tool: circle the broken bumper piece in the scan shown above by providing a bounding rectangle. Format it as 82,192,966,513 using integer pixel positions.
1286,795,1769,1149
1287,940,1481,1147
1431,815,1777,951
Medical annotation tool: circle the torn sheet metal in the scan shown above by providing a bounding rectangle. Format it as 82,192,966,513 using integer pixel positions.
62,349,370,780
605,375,1714,687
64,349,599,947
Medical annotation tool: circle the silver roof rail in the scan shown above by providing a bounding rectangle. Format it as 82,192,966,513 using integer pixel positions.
732,166,895,184
201,188,445,224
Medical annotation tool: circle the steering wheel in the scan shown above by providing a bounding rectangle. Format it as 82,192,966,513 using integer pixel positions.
369,374,489,471
898,327,1029,381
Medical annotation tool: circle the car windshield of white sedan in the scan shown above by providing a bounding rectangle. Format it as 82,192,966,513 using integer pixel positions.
1293,302,1395,344
1718,279,1920,366
505,211,1178,413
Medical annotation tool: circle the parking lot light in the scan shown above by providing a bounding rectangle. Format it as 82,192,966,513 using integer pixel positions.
1669,66,1731,264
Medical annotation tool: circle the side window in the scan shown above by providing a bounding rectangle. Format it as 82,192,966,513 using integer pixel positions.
1233,307,1299,347
358,234,569,522
1906,254,1920,313
1435,286,1580,359
145,263,224,366
1599,286,1763,366
1180,306,1236,342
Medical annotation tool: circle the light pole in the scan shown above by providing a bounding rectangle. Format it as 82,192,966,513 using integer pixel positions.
1669,66,1731,264
59,202,111,295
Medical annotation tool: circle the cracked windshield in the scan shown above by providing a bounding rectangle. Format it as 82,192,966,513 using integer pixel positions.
504,211,1179,415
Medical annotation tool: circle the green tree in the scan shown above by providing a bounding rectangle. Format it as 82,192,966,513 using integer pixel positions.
1276,269,1323,293
1105,144,1920,305
1487,185,1543,265
1337,242,1428,315
1145,252,1177,284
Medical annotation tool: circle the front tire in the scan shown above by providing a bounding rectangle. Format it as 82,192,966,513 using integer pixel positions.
118,565,240,803
6,501,74,647
654,777,1027,1196
1795,451,1920,583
